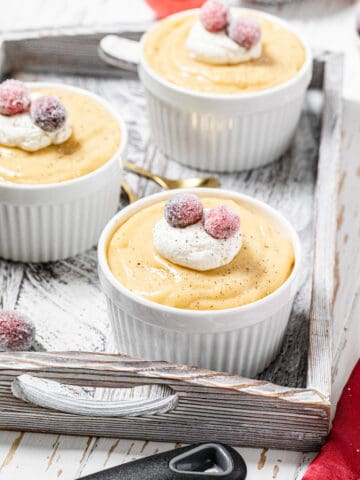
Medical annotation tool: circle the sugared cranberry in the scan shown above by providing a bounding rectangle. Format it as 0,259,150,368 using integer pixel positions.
204,205,240,239
199,0,229,33
0,79,31,116
0,310,36,351
164,193,204,228
228,16,261,50
30,95,67,132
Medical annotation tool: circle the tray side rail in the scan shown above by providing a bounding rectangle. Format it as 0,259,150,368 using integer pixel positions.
307,52,343,398
0,351,330,451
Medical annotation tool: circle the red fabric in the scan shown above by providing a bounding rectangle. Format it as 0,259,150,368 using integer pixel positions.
145,0,206,18
303,359,360,480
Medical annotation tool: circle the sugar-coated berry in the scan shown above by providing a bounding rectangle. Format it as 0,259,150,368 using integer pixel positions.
228,16,261,50
0,79,31,116
30,95,67,132
204,205,240,239
164,193,204,228
0,310,36,351
199,0,229,33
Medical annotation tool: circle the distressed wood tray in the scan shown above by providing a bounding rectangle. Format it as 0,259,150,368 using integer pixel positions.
0,29,344,451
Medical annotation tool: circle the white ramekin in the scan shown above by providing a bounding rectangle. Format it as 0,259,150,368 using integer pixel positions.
98,188,301,377
139,8,313,172
0,82,127,263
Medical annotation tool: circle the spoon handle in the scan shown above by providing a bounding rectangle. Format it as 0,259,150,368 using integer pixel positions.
99,35,140,71
124,161,169,189
121,180,139,203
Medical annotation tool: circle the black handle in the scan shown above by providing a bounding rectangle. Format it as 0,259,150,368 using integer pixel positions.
77,443,247,480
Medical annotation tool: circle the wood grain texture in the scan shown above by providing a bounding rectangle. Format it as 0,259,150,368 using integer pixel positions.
307,52,343,397
0,351,329,451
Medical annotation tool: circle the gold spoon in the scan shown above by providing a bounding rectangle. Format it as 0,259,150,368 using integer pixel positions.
124,161,220,190
121,180,139,204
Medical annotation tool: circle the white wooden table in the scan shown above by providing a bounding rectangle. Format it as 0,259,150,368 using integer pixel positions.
0,1,359,479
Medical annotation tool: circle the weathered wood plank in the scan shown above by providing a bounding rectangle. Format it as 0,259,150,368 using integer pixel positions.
0,351,328,404
307,53,343,397
0,351,329,451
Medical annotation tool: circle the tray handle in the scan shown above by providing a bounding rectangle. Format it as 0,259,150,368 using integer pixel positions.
11,374,178,417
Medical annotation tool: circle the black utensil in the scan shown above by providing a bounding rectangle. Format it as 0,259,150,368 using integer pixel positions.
77,443,247,479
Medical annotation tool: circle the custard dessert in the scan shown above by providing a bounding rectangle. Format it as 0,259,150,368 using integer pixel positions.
144,4,306,94
0,81,121,184
107,193,295,310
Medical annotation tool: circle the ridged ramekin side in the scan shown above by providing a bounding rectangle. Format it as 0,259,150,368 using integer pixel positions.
145,91,304,172
106,296,293,377
0,180,120,262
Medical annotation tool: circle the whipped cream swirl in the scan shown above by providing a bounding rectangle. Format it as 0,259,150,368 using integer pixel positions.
0,94,72,152
186,20,261,65
153,213,242,271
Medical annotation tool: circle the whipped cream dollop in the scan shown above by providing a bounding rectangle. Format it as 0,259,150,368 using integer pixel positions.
153,213,242,271
0,94,72,152
186,20,261,65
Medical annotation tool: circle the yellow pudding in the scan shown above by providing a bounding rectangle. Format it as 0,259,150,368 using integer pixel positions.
144,14,306,94
107,197,295,310
0,87,121,184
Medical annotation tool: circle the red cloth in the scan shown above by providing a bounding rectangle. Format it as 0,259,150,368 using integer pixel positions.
303,359,360,480
145,0,206,18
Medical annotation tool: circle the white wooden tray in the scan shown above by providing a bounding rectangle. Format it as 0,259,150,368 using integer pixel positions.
0,30,346,451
